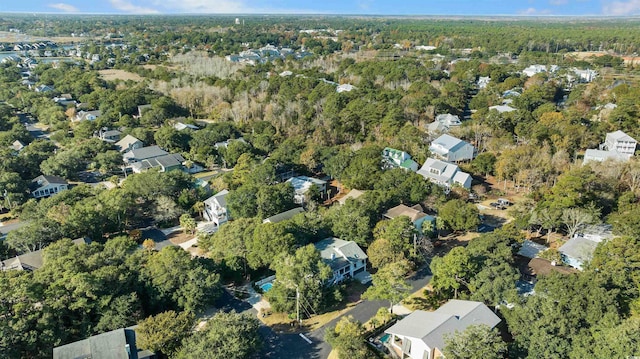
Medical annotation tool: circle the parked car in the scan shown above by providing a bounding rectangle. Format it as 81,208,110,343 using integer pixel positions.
497,198,512,206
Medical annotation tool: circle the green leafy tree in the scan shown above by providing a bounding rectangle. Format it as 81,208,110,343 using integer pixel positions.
175,311,262,359
431,247,475,299
179,213,197,234
470,152,497,177
443,325,507,359
267,244,332,314
325,316,372,359
137,311,195,358
256,182,296,219
246,223,297,269
438,199,480,232
362,260,412,313
226,184,258,219
142,246,221,312
367,216,416,268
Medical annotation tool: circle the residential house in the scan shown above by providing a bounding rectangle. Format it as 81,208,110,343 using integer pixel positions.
263,207,305,224
336,84,356,93
213,137,247,150
314,237,368,284
2,238,90,271
383,204,435,233
517,240,547,259
97,128,122,143
9,140,25,152
558,225,613,270
173,122,199,131
53,93,76,106
115,135,144,153
30,175,69,199
337,189,365,205
429,134,475,162
74,110,101,122
123,146,169,164
385,300,501,359
603,130,637,156
573,68,597,83
427,114,461,134
130,153,186,173
583,148,631,165
137,104,152,118
489,104,517,113
382,147,419,171
522,64,547,77
286,176,328,204
53,327,155,359
34,84,54,93
417,158,472,190
203,189,230,226
477,76,490,89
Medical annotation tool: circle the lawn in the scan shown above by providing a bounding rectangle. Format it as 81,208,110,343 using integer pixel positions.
259,280,369,332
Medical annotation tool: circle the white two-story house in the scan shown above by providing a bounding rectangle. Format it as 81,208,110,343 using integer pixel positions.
314,237,368,284
203,189,230,226
417,158,472,190
385,300,501,359
604,130,637,156
429,134,475,162
30,175,69,199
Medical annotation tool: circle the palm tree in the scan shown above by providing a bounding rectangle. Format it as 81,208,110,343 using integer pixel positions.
192,201,205,220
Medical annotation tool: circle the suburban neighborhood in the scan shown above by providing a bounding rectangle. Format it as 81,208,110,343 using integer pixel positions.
0,8,639,359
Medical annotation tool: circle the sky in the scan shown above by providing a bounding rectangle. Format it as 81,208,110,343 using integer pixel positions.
3,0,640,16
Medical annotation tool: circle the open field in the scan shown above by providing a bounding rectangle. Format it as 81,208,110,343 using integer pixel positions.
0,31,93,43
98,69,143,82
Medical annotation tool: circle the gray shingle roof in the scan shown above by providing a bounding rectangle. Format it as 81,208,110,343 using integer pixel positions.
204,189,229,207
124,145,168,162
53,328,138,359
30,175,68,191
263,207,305,223
116,134,143,151
558,236,599,263
386,300,501,352
314,237,367,272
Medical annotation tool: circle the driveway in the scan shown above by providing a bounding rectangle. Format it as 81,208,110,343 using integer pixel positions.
210,265,433,358
303,265,433,358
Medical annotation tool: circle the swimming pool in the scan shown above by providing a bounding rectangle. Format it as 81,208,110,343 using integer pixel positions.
260,282,273,292
380,333,390,344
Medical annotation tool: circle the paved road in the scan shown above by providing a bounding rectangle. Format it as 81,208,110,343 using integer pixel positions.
305,265,433,358
212,265,432,359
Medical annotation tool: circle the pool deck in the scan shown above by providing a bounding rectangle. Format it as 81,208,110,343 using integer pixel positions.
244,283,271,314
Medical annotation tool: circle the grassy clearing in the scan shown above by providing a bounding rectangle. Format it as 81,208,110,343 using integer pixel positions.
98,69,143,82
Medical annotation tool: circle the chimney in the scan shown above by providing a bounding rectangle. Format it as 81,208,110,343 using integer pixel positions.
331,253,336,260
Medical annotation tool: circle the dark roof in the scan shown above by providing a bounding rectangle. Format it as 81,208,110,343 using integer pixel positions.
2,238,90,271
527,258,578,276
124,146,168,161
53,328,139,359
30,175,68,190
263,207,305,223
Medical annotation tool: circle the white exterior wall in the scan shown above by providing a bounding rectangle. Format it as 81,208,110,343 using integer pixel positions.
606,137,637,155
204,201,228,226
390,335,431,359
447,143,475,162
32,184,68,198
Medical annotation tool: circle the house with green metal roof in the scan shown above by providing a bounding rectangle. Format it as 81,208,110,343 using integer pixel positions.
382,147,419,171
